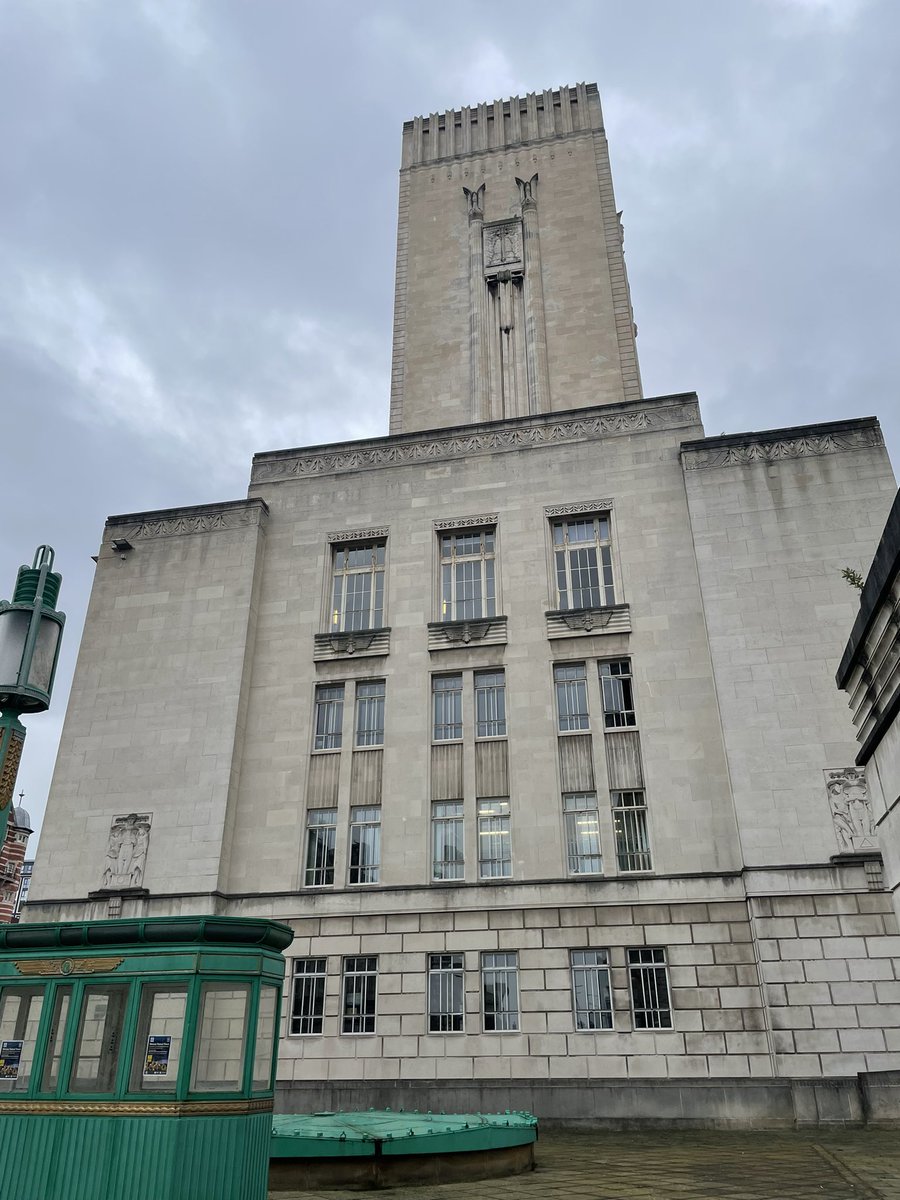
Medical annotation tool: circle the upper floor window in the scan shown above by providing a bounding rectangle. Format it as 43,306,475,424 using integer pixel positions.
600,660,635,728
330,543,385,632
440,529,496,621
355,680,385,747
552,516,614,611
554,662,589,732
433,674,463,741
348,806,381,885
432,801,464,881
474,670,506,738
304,809,336,887
313,684,344,750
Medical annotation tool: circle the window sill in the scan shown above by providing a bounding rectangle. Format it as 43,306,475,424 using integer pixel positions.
427,615,508,651
313,627,390,661
545,604,631,639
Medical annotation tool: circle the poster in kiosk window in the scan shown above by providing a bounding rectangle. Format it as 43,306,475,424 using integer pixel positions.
144,1034,172,1077
0,1039,23,1079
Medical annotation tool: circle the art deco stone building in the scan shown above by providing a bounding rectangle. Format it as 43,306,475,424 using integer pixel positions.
28,84,900,1124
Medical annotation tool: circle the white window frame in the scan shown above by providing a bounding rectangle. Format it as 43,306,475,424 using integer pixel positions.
329,541,386,633
551,515,615,611
612,790,652,872
599,659,636,729
431,801,465,881
477,798,512,880
474,670,507,739
313,684,344,751
289,958,327,1036
482,951,519,1032
628,947,672,1030
554,662,589,732
341,956,378,1035
571,949,613,1031
304,809,336,887
348,806,381,885
427,953,465,1033
563,793,603,875
439,528,497,621
432,674,463,742
355,680,385,747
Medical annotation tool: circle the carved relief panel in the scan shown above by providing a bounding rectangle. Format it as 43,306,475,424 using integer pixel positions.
483,220,523,275
824,768,877,853
101,812,152,889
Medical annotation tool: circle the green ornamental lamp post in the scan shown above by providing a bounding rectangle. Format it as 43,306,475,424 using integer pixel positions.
0,546,65,846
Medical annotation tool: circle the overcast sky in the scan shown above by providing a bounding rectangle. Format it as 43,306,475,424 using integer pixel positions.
2,0,898,845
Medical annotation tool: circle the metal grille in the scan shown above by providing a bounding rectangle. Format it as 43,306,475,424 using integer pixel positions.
433,674,463,740
355,680,385,747
612,790,652,872
313,684,344,750
477,798,511,879
571,949,613,1030
341,956,378,1034
599,659,635,728
475,670,507,737
628,947,672,1029
563,793,602,874
290,958,326,1035
554,662,589,731
330,543,385,632
428,953,465,1032
440,529,496,620
552,516,614,610
432,801,464,880
348,806,381,884
482,952,519,1031
304,809,336,886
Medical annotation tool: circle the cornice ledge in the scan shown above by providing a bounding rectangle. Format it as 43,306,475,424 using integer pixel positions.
681,418,883,471
106,498,269,542
252,395,700,485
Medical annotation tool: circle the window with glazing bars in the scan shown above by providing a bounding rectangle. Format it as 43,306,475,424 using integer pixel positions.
433,674,463,740
341,956,377,1034
571,949,613,1030
330,542,385,632
628,947,672,1029
482,952,519,1031
552,516,614,610
554,662,589,731
612,790,652,872
304,809,336,886
477,798,511,879
432,801,464,880
563,793,602,875
475,670,506,738
348,806,381,885
355,680,385,747
313,684,344,750
290,959,326,1035
599,660,635,728
440,529,496,620
428,953,465,1032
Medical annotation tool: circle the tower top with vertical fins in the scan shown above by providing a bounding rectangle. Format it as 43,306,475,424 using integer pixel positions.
401,83,604,168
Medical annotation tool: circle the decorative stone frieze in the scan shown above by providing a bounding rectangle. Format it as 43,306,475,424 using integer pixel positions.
327,528,389,544
108,501,267,541
313,629,391,661
544,500,614,518
682,424,883,471
427,615,508,651
545,604,631,639
433,514,498,531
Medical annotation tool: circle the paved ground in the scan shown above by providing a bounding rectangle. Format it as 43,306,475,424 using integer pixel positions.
270,1129,900,1199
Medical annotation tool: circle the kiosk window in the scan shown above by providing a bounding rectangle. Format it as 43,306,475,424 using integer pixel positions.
130,985,188,1092
69,985,130,1094
252,986,278,1091
40,985,73,1092
190,983,250,1092
0,986,44,1092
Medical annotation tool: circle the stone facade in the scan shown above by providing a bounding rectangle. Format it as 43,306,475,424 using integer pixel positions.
26,84,900,1124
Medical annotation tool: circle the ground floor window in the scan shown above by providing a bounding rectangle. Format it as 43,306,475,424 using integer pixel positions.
628,947,672,1029
342,956,377,1034
571,949,613,1030
290,958,327,1036
427,953,465,1033
482,952,519,1032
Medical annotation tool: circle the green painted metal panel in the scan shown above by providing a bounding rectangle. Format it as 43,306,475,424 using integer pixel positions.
270,1110,538,1159
0,1112,272,1200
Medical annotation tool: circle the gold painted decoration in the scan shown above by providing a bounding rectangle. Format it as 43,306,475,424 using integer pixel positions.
0,1097,273,1116
14,956,124,977
0,730,24,811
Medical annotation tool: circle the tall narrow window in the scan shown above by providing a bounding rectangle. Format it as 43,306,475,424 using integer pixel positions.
552,516,615,610
348,807,381,885
563,793,602,875
331,542,385,632
600,660,635,728
554,662,589,732
475,670,507,738
628,947,672,1029
313,684,344,750
571,949,613,1030
433,674,463,741
290,959,327,1036
427,953,465,1033
341,957,377,1034
304,809,336,887
0,987,44,1093
612,790,652,872
432,801,464,880
440,529,496,620
482,952,519,1032
477,798,511,879
355,680,385,747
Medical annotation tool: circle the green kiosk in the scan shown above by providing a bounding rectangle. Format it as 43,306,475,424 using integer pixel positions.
0,915,293,1200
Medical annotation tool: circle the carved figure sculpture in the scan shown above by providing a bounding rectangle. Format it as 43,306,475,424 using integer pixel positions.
824,769,875,852
101,813,152,889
